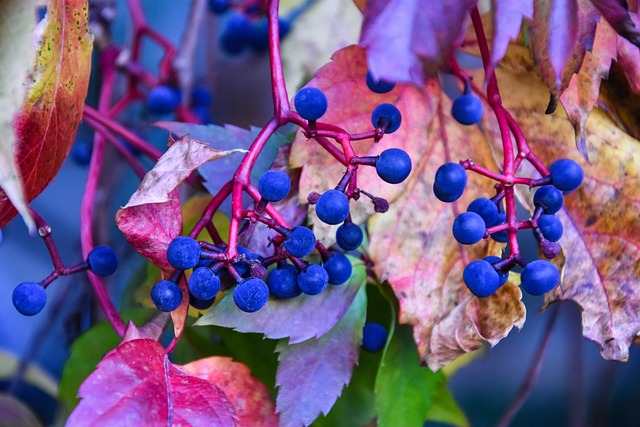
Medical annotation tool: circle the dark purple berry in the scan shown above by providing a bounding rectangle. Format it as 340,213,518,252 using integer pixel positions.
467,198,499,227
151,280,183,312
336,223,363,251
12,282,46,316
284,226,316,258
297,264,329,295
365,70,396,94
258,170,291,202
549,159,584,192
534,186,564,214
538,215,563,242
452,93,484,125
294,87,328,120
371,103,402,133
316,190,350,225
267,264,301,299
433,163,467,202
362,322,388,352
146,85,181,114
463,260,500,297
87,245,118,276
167,236,201,270
521,260,560,295
452,212,486,245
376,148,412,184
188,267,221,300
323,253,352,285
233,278,270,312
483,255,509,285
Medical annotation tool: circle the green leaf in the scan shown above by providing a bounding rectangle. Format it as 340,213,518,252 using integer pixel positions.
426,380,469,427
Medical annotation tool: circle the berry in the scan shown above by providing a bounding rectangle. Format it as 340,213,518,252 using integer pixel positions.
248,19,270,51
538,215,563,242
234,246,260,277
365,70,396,94
463,260,501,297
534,186,564,214
362,322,388,352
146,85,181,114
376,148,412,184
12,282,46,316
188,267,221,300
323,253,352,285
371,103,402,133
151,280,183,312
467,198,499,227
284,226,316,258
167,236,201,270
221,13,252,54
297,264,329,295
258,170,291,202
336,223,363,251
433,163,467,202
189,292,216,310
191,86,213,107
193,105,213,124
521,260,560,295
451,93,484,125
267,264,301,299
233,278,269,312
87,245,118,276
316,190,350,225
70,141,92,165
490,213,509,243
549,159,584,192
294,87,328,121
208,0,229,14
483,256,509,285
452,212,486,245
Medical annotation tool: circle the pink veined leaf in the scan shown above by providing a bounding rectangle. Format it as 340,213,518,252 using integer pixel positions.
67,339,237,427
491,0,534,71
616,24,640,93
122,313,170,342
589,0,640,45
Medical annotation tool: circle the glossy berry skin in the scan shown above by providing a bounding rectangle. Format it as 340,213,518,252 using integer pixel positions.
433,163,467,202
267,264,301,299
467,198,499,227
294,87,328,120
188,267,221,301
189,292,216,310
371,103,402,133
451,93,484,125
336,223,363,251
146,85,181,114
323,253,352,285
521,260,560,295
483,256,509,285
365,70,396,94
298,264,329,295
452,212,486,245
233,278,270,312
284,226,317,258
87,245,118,276
463,260,500,297
221,13,252,54
376,148,412,184
208,0,229,14
258,170,291,202
490,213,509,243
549,159,584,192
362,322,388,352
316,190,350,225
70,141,92,165
151,280,183,312
12,282,47,316
534,186,564,214
167,236,201,270
538,215,563,242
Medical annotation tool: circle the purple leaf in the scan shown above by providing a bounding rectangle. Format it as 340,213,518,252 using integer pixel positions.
491,0,534,68
275,286,367,427
590,0,640,46
67,339,237,427
195,262,365,344
122,313,170,342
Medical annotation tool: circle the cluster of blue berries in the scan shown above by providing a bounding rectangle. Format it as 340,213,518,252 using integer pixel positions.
146,85,213,124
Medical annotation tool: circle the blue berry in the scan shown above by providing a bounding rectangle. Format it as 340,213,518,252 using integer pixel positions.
467,198,499,227
483,256,509,285
549,159,584,192
188,267,221,300
221,13,252,54
146,85,181,114
371,103,402,133
208,0,229,14
267,264,301,299
451,93,484,125
490,213,509,243
376,148,412,184
521,260,560,295
258,170,291,202
233,246,259,277
362,322,388,352
294,87,328,121
248,19,269,51
534,186,564,214
538,215,563,242
193,105,213,124
233,278,269,312
189,292,216,310
151,280,183,312
297,264,329,295
87,245,118,276
191,86,213,107
452,212,486,245
323,253,352,285
284,226,316,258
316,190,350,225
70,141,92,165
365,70,396,94
433,163,467,202
463,260,500,297
12,282,46,316
167,236,201,270
336,223,363,251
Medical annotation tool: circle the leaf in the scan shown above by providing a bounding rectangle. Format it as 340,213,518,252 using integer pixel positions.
359,0,478,84
182,357,278,427
275,286,367,427
122,313,170,342
0,0,92,229
616,32,640,93
589,0,640,46
196,260,366,344
425,380,469,427
491,0,534,71
67,339,237,427
290,45,436,245
0,394,41,427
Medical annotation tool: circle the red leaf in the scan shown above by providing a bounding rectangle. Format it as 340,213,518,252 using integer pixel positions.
617,29,640,93
590,0,640,45
182,357,278,427
0,0,92,228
